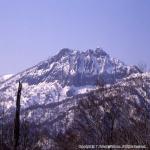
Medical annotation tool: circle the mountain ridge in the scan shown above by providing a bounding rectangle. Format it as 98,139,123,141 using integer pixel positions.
0,48,140,110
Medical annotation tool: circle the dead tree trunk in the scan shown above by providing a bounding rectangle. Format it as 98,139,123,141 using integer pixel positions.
13,81,22,150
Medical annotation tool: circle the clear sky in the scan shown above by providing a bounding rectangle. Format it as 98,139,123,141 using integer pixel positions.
0,0,150,75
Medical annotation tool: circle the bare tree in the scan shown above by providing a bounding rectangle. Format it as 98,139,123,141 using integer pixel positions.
13,81,22,150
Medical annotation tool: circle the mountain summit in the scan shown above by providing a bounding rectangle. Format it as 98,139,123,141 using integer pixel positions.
0,48,140,109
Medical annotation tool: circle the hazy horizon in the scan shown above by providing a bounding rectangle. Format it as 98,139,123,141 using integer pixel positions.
0,0,150,75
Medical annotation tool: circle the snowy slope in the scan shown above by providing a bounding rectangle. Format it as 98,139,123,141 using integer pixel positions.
0,74,13,84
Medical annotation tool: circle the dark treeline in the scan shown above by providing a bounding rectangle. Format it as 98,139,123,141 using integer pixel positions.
53,76,150,150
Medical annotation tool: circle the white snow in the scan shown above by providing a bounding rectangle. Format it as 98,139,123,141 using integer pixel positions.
3,74,13,80
0,74,13,82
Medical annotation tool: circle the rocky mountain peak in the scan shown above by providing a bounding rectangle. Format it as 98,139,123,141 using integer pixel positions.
0,48,141,110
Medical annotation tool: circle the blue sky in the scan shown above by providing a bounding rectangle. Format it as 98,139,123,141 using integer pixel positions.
0,0,150,74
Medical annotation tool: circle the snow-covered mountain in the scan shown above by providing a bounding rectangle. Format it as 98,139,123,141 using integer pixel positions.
0,48,150,149
0,48,141,128
0,48,140,110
